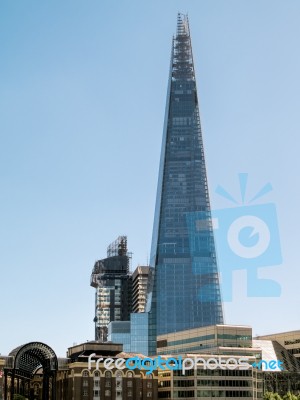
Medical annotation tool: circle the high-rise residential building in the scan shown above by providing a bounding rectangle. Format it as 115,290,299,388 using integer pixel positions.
147,14,224,350
131,266,150,313
90,236,132,342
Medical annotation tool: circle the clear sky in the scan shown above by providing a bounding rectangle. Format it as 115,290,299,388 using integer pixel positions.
1,0,299,357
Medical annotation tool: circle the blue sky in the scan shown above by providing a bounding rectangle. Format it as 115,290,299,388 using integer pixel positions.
1,0,299,356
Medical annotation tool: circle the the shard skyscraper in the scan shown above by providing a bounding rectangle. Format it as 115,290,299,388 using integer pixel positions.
148,14,224,349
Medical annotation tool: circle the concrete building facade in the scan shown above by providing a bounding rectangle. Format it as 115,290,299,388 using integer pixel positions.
56,341,158,400
157,325,253,356
132,266,150,313
158,356,263,400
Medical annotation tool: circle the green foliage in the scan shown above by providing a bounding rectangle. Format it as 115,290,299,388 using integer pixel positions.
274,394,283,400
283,392,298,400
13,395,27,400
264,392,282,400
264,392,299,400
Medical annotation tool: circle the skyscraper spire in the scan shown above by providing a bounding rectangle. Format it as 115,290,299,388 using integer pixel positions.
173,14,194,81
176,12,189,36
148,14,224,343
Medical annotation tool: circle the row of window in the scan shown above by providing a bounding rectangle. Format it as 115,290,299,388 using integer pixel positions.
88,381,153,388
197,379,251,387
84,380,153,387
197,369,253,377
82,370,138,378
158,390,262,399
160,390,254,399
82,389,153,397
197,390,254,397
171,369,253,377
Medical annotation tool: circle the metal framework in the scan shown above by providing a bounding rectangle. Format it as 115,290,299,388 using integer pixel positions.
107,235,128,258
172,13,194,81
3,342,58,400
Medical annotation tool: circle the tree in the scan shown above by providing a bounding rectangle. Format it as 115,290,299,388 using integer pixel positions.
264,392,282,400
283,392,298,400
274,394,283,400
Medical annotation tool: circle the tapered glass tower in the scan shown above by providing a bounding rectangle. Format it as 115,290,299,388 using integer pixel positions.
148,14,224,343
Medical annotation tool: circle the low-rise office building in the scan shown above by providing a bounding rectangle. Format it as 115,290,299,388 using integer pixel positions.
157,354,263,399
257,330,300,361
155,327,300,399
157,324,253,355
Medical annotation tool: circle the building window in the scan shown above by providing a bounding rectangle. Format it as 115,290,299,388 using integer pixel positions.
127,381,132,387
83,390,88,396
147,392,152,397
105,381,111,387
82,370,89,377
34,384,39,395
94,371,100,378
127,390,132,397
83,380,88,387
127,371,133,378
105,371,112,378
147,382,152,388
105,389,111,396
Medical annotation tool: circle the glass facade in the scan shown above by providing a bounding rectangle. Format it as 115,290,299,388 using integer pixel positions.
108,321,131,352
130,313,149,355
147,14,223,351
108,314,149,355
